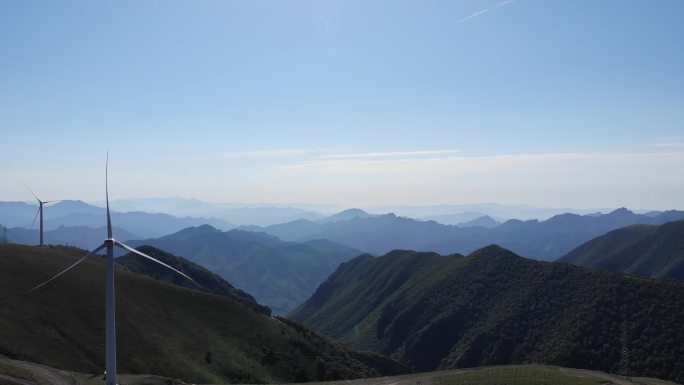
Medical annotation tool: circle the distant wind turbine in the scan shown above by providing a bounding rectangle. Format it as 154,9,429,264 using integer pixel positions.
26,187,58,247
29,154,195,385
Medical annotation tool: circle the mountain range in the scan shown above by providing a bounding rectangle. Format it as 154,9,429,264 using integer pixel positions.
0,200,234,238
107,198,615,223
6,225,138,250
457,215,501,228
5,199,680,261
2,197,622,228
245,208,684,260
0,244,407,383
108,197,328,226
373,203,613,221
125,225,363,314
289,245,684,382
560,220,684,280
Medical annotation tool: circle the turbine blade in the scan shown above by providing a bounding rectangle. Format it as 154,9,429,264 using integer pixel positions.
30,208,40,229
25,185,39,202
43,200,60,204
106,153,112,238
114,241,195,283
28,244,106,292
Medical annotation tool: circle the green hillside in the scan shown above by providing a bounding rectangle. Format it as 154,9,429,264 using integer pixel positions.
1,358,677,385
289,246,684,382
117,245,271,315
0,244,406,384
126,226,362,314
560,220,684,280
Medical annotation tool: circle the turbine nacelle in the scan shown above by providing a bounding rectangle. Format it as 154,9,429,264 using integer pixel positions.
26,186,59,247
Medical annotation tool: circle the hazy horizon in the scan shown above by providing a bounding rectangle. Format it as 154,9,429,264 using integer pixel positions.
0,195,661,220
2,1,683,209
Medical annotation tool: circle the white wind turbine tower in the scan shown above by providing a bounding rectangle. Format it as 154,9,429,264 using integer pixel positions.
29,155,194,385
26,187,58,247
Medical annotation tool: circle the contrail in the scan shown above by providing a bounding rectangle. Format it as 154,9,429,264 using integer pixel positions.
457,0,516,24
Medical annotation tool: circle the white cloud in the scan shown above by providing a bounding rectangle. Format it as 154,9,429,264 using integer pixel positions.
268,151,684,208
653,142,684,147
29,150,681,209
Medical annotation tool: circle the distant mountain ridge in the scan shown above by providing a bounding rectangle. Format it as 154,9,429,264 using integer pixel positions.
6,199,683,262
245,208,684,260
7,225,139,249
289,245,684,382
560,220,684,280
458,215,500,228
320,208,374,223
373,203,612,221
107,198,614,223
109,197,327,226
126,226,363,314
0,200,234,238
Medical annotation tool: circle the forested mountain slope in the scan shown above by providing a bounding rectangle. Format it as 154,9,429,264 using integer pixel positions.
560,220,684,280
290,246,684,382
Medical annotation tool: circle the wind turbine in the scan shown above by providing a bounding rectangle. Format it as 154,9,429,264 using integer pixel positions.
29,155,194,385
27,187,58,247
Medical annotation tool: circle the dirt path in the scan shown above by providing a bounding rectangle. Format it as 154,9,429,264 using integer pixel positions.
560,367,636,385
0,373,37,385
0,358,81,385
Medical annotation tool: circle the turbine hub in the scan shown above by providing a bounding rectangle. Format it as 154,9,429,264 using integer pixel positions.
104,238,115,245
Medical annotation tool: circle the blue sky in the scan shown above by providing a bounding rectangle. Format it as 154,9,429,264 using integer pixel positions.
1,0,683,209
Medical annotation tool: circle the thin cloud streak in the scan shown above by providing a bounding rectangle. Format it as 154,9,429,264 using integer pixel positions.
653,142,684,147
320,149,460,159
456,0,516,24
278,151,684,175
218,148,335,159
213,148,460,160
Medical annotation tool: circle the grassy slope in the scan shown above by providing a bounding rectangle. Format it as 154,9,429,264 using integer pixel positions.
289,246,684,382
0,244,406,384
1,359,677,385
560,220,684,280
298,366,678,385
